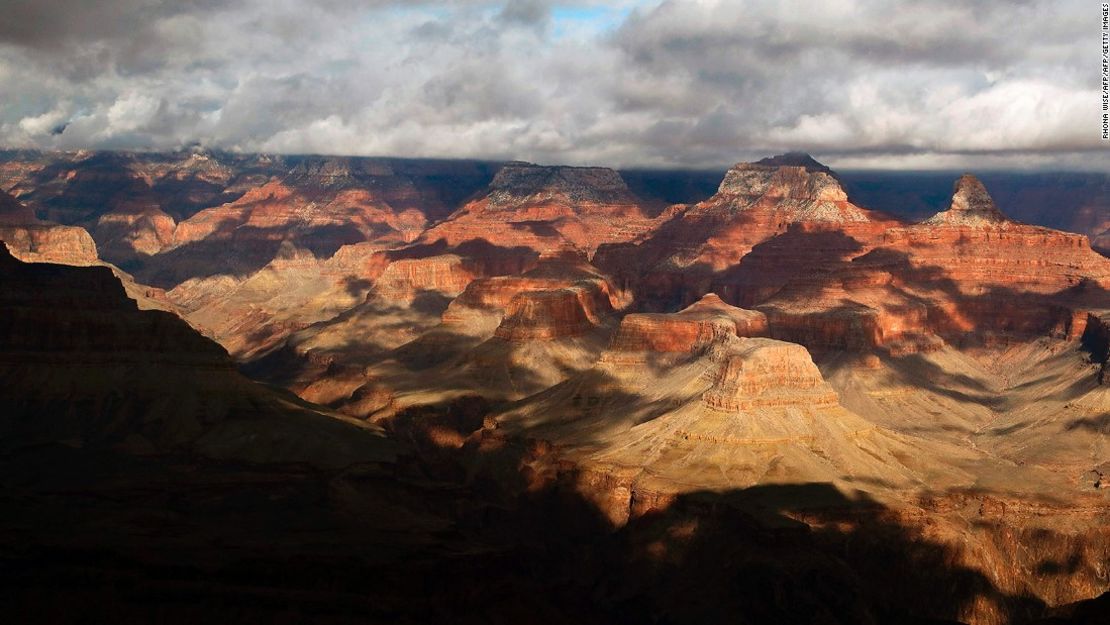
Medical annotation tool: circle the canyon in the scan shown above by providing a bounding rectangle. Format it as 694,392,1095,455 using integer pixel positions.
0,149,1108,625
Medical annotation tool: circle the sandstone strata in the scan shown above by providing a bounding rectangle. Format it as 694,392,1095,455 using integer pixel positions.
606,293,767,356
0,189,98,265
418,163,657,257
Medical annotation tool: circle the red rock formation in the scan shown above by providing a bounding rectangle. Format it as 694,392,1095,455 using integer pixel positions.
493,282,614,341
594,153,900,309
372,254,476,303
173,181,423,246
700,338,841,411
870,175,1110,346
923,174,1007,226
753,247,942,354
609,167,1110,359
494,300,942,511
882,176,1110,297
95,208,177,257
442,259,620,335
166,240,394,359
417,163,657,257
0,189,98,265
606,293,767,356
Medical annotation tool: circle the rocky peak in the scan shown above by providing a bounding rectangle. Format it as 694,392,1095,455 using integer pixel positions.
487,163,634,207
716,153,848,203
924,174,1008,226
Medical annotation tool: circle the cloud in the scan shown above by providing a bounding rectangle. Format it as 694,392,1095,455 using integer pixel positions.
0,0,1104,170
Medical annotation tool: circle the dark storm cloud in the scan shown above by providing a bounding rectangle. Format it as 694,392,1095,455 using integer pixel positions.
498,0,551,27
0,0,1103,170
0,0,236,49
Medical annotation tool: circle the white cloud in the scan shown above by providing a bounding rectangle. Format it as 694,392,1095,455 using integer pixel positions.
0,0,1105,170
17,107,70,136
105,92,162,134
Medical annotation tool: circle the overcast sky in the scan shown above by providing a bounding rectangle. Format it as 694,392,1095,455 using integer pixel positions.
0,0,1105,170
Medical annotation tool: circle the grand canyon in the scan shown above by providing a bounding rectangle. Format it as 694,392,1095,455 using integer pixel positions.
0,148,1107,624
1,1,1107,623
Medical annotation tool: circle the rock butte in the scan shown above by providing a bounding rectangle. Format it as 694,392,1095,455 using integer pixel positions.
605,293,768,358
493,294,972,527
493,281,614,341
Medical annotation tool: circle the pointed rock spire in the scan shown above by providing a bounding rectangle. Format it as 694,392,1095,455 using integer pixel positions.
924,174,1007,226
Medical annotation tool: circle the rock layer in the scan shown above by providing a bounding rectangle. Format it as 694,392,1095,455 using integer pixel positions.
0,189,98,265
701,338,841,411
606,293,767,356
418,163,657,257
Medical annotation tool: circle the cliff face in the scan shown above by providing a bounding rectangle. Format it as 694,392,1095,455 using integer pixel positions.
0,245,388,467
595,167,1110,356
0,189,98,265
95,207,177,257
883,177,1110,297
486,163,636,207
872,176,1110,347
0,151,502,290
371,254,476,303
715,162,854,212
841,169,1110,254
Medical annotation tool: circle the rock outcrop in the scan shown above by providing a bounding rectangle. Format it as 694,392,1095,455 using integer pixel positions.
0,189,98,265
635,173,1110,355
700,338,840,411
606,293,767,356
493,282,614,342
94,207,177,257
417,163,657,257
372,254,476,303
442,260,620,339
